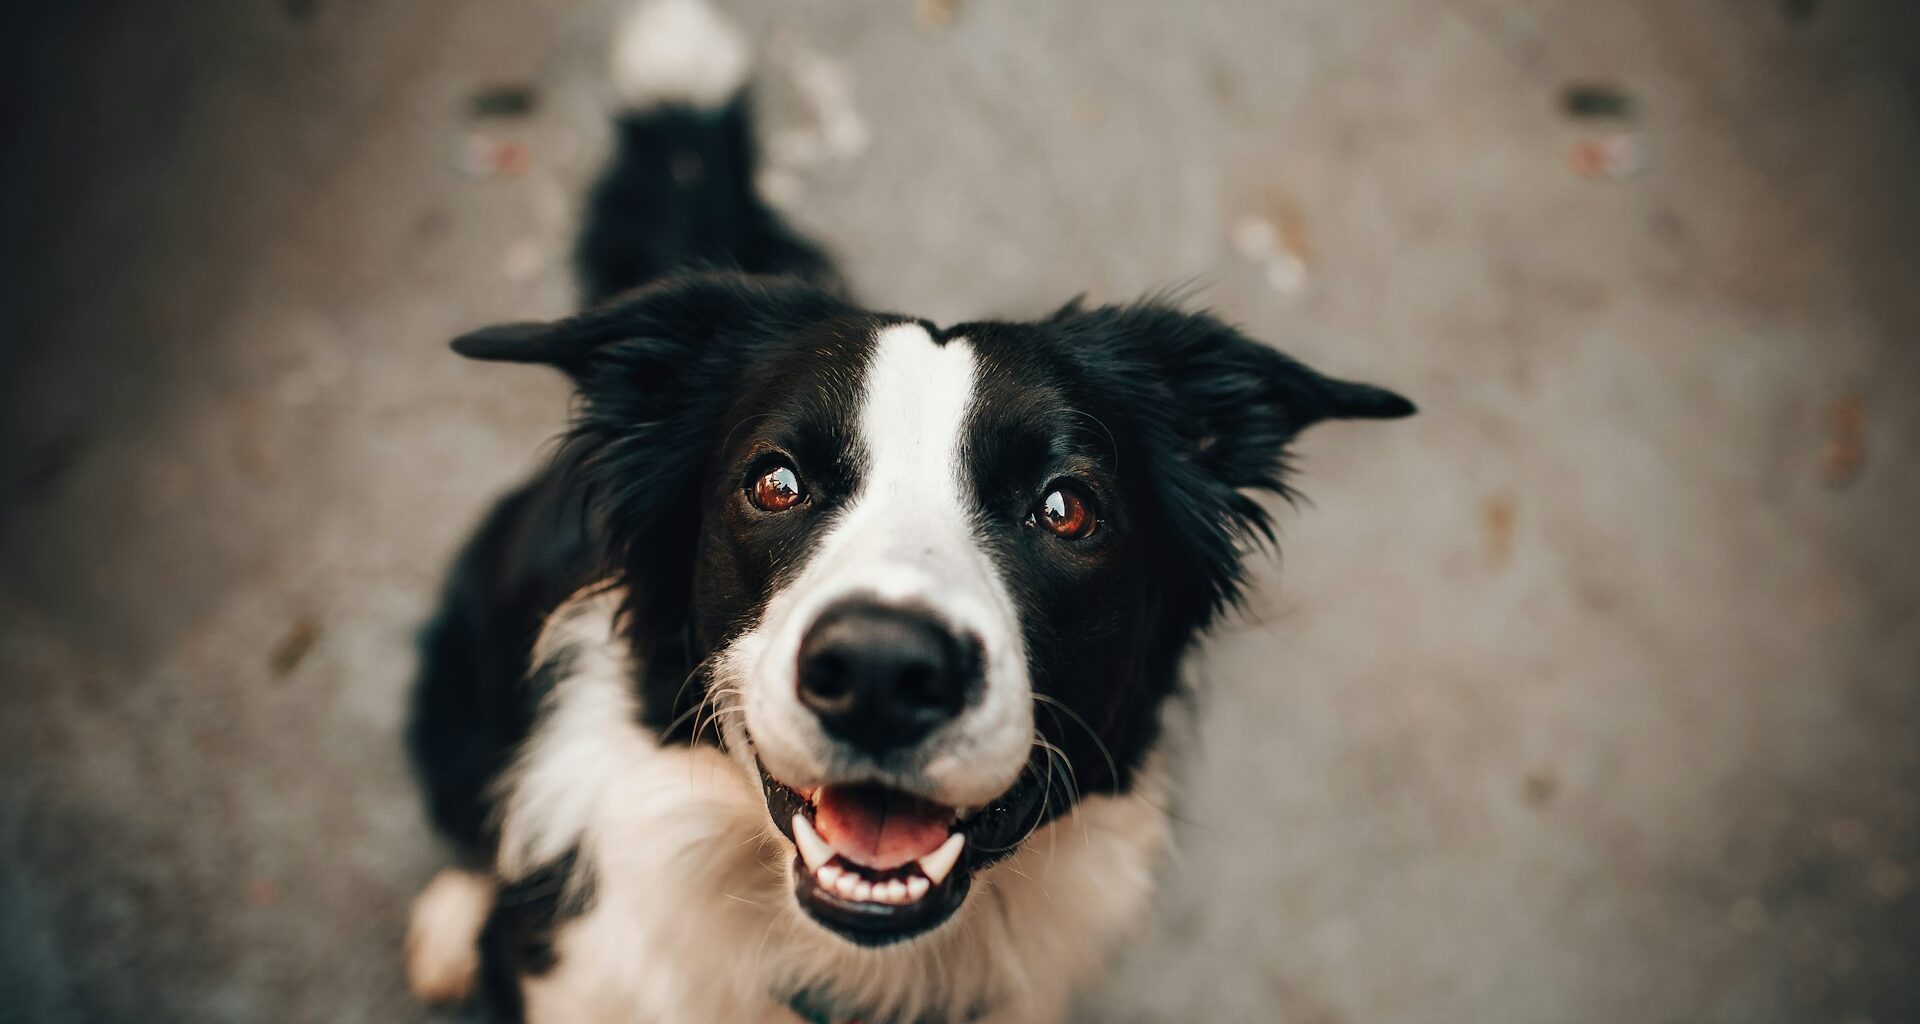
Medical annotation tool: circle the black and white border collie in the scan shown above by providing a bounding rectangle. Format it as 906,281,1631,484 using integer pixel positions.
404,1,1413,1021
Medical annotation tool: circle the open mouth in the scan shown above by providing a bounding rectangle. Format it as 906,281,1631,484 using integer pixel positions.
760,764,1049,946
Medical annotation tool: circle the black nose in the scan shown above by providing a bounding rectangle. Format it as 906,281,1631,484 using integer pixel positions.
796,601,979,755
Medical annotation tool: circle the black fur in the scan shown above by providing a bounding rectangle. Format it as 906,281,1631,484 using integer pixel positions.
408,470,596,856
477,849,595,1022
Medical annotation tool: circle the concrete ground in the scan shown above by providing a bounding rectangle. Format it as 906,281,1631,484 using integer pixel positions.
3,0,1917,1021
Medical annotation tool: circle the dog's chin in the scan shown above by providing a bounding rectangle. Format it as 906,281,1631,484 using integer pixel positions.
757,759,1046,948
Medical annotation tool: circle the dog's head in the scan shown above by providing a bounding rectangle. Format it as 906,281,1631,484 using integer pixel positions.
455,273,1412,945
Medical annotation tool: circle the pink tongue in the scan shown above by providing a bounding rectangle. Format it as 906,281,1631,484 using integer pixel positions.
813,784,954,871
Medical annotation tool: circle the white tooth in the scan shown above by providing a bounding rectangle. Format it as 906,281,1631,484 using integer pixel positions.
906,876,930,901
816,864,843,886
886,880,909,902
853,881,873,902
835,874,859,898
917,833,965,885
792,814,833,872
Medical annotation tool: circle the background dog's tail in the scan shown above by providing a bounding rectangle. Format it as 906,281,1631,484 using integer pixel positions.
575,0,839,304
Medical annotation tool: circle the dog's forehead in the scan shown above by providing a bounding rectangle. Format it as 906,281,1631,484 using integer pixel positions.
742,316,1082,477
855,321,976,450
864,322,1084,456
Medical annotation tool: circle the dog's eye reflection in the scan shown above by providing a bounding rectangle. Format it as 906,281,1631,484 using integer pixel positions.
748,462,806,512
1030,486,1097,539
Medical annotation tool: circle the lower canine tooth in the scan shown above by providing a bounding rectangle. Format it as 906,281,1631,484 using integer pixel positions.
792,814,834,872
907,876,930,901
816,864,843,886
917,833,965,885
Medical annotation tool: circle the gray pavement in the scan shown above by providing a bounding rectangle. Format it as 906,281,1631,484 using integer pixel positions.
2,0,1917,1021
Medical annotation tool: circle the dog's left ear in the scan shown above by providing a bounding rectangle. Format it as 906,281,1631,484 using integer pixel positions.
1055,301,1413,482
1052,301,1414,620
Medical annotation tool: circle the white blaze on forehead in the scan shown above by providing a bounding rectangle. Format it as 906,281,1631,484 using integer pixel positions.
861,322,977,530
807,321,998,608
738,321,1033,807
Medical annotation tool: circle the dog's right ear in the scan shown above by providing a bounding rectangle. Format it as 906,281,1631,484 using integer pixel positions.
447,272,847,383
450,318,604,374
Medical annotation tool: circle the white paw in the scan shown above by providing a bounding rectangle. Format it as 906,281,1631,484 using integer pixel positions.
406,867,495,1005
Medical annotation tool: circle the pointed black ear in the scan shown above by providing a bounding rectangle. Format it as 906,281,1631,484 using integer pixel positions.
1049,300,1412,624
1320,377,1418,420
1064,301,1414,482
448,312,634,379
1264,351,1418,437
449,321,565,362
446,272,849,381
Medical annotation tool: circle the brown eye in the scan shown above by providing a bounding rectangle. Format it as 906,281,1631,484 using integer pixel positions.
748,462,806,512
1032,486,1097,539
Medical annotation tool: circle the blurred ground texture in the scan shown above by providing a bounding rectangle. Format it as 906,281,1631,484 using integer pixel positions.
3,0,1918,1021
